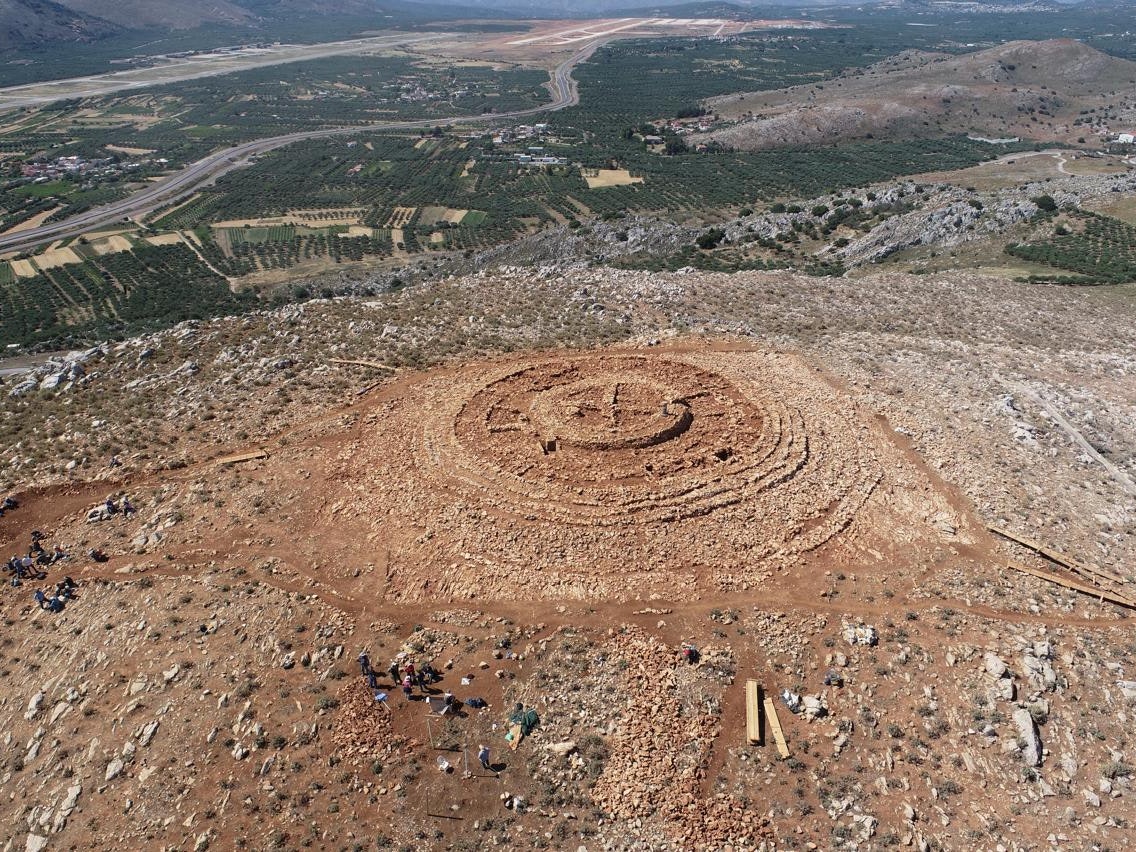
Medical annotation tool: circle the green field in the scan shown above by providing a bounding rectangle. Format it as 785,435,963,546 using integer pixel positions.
12,180,73,199
0,243,252,348
1007,211,1136,284
224,225,297,246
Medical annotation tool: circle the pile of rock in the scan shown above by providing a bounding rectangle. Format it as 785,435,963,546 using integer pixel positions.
7,347,102,398
328,681,406,767
591,626,768,849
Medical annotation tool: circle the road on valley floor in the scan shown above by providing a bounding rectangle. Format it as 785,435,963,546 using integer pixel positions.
0,41,596,256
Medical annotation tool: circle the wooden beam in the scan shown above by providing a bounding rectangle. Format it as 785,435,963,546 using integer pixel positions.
330,358,397,372
212,449,266,463
745,680,763,746
1007,560,1136,609
356,379,386,397
763,696,789,759
990,525,1129,589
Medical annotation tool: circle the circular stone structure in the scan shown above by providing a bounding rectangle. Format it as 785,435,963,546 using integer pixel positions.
337,346,934,601
419,352,870,531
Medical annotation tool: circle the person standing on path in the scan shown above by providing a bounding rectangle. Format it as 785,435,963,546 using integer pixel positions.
387,660,400,685
358,652,372,678
478,744,495,775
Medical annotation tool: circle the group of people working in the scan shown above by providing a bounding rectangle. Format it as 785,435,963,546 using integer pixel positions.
8,530,66,584
34,577,77,613
358,652,443,697
102,496,135,517
2,512,79,613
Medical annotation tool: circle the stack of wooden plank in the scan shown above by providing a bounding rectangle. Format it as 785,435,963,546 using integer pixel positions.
992,526,1136,608
745,680,789,758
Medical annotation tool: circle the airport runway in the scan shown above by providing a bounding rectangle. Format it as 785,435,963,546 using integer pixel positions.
0,33,450,110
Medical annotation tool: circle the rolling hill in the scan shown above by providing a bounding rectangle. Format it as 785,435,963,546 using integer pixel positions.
698,39,1136,150
0,0,119,50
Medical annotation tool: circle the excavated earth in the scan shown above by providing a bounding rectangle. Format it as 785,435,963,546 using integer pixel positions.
0,267,1134,852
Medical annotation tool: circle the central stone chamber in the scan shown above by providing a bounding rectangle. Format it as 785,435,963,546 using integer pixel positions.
528,376,693,451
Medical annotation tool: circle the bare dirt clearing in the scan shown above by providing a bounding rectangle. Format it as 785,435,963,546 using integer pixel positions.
0,205,63,236
91,234,133,253
104,144,155,156
582,168,643,189
28,245,81,269
142,232,183,247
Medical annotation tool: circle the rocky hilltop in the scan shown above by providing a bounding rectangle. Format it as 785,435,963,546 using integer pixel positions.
0,261,1134,850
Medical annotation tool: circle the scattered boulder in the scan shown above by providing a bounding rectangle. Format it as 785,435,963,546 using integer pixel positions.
984,653,1009,679
843,623,878,647
105,758,125,782
1012,707,1043,767
25,692,45,721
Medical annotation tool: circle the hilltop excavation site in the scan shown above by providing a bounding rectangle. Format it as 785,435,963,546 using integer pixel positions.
0,262,1134,851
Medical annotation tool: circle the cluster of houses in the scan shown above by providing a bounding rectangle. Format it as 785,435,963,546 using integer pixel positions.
18,153,163,183
485,123,569,167
397,80,446,103
655,115,717,136
637,114,723,152
514,146,568,167
491,122,551,146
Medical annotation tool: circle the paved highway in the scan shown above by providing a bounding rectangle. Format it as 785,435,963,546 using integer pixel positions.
0,42,596,256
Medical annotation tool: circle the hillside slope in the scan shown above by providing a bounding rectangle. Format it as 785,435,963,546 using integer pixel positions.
0,261,1134,851
57,0,254,29
699,39,1136,150
0,0,119,50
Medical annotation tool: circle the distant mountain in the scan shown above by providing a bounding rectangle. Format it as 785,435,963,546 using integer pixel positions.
0,0,514,52
400,0,762,13
610,1,766,16
0,0,119,50
57,0,254,29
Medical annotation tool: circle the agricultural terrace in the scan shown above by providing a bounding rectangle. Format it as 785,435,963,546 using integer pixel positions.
4,17,1124,349
137,29,1038,276
140,125,1023,283
1007,209,1136,284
